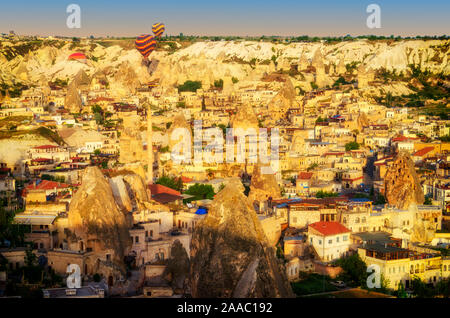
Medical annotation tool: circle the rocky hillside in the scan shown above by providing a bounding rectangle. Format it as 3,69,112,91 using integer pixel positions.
1,38,448,95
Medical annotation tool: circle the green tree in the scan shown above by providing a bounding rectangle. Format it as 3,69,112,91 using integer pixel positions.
184,183,215,202
411,277,435,298
156,175,183,192
345,141,360,151
315,191,339,198
178,80,202,93
396,281,408,298
214,79,224,89
335,253,367,287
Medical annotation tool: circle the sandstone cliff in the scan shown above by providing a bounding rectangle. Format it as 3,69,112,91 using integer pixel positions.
64,80,82,113
190,178,293,298
163,240,190,294
384,152,424,209
68,166,131,270
248,163,281,204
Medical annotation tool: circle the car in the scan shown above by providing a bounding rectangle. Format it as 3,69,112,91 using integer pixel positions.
331,281,346,288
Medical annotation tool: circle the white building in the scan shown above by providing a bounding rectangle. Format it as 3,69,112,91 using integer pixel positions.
308,221,351,262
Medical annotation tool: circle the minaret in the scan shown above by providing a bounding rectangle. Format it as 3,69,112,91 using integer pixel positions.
147,106,153,183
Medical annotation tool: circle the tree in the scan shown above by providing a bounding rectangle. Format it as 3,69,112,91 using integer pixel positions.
307,163,318,171
396,281,407,298
94,149,101,155
374,194,386,205
411,277,435,298
184,183,215,202
91,105,102,114
316,191,339,198
156,175,183,192
345,141,360,151
335,253,367,287
214,79,224,89
177,80,202,93
424,195,433,205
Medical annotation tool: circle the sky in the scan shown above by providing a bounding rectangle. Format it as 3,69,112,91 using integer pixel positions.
0,0,449,37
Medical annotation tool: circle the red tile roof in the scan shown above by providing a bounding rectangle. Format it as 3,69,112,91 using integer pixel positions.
179,176,193,183
309,221,351,236
413,147,435,157
25,180,70,192
31,158,53,162
392,135,419,142
298,172,314,180
33,145,59,150
152,193,183,204
148,184,181,196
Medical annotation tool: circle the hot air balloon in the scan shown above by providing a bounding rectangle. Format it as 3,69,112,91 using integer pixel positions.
135,34,157,59
68,52,87,64
152,23,165,38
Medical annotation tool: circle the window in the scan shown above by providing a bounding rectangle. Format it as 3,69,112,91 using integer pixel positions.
362,217,366,223
106,254,111,261
343,235,348,241
135,236,139,243
293,217,297,224
150,230,153,237
336,237,339,243
319,240,322,245
145,231,148,237
310,237,313,244
328,240,332,245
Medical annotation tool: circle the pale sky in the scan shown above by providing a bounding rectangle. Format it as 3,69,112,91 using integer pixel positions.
0,0,449,37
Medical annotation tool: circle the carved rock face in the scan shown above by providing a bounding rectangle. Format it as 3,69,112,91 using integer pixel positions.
248,163,281,204
68,166,130,269
384,152,424,210
190,178,293,298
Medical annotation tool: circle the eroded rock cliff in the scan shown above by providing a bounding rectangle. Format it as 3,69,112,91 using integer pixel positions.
190,178,293,298
384,152,424,209
68,166,131,270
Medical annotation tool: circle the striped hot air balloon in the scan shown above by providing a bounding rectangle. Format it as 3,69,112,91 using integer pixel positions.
152,23,165,38
135,34,157,59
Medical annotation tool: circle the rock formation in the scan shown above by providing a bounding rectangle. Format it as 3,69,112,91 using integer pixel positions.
67,166,131,271
267,76,297,120
248,163,281,204
410,205,437,243
357,112,370,131
167,112,192,151
163,240,190,294
298,53,309,71
337,58,346,75
190,178,293,298
64,80,82,113
357,65,375,89
384,152,425,209
231,103,259,130
119,112,145,164
109,61,140,97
